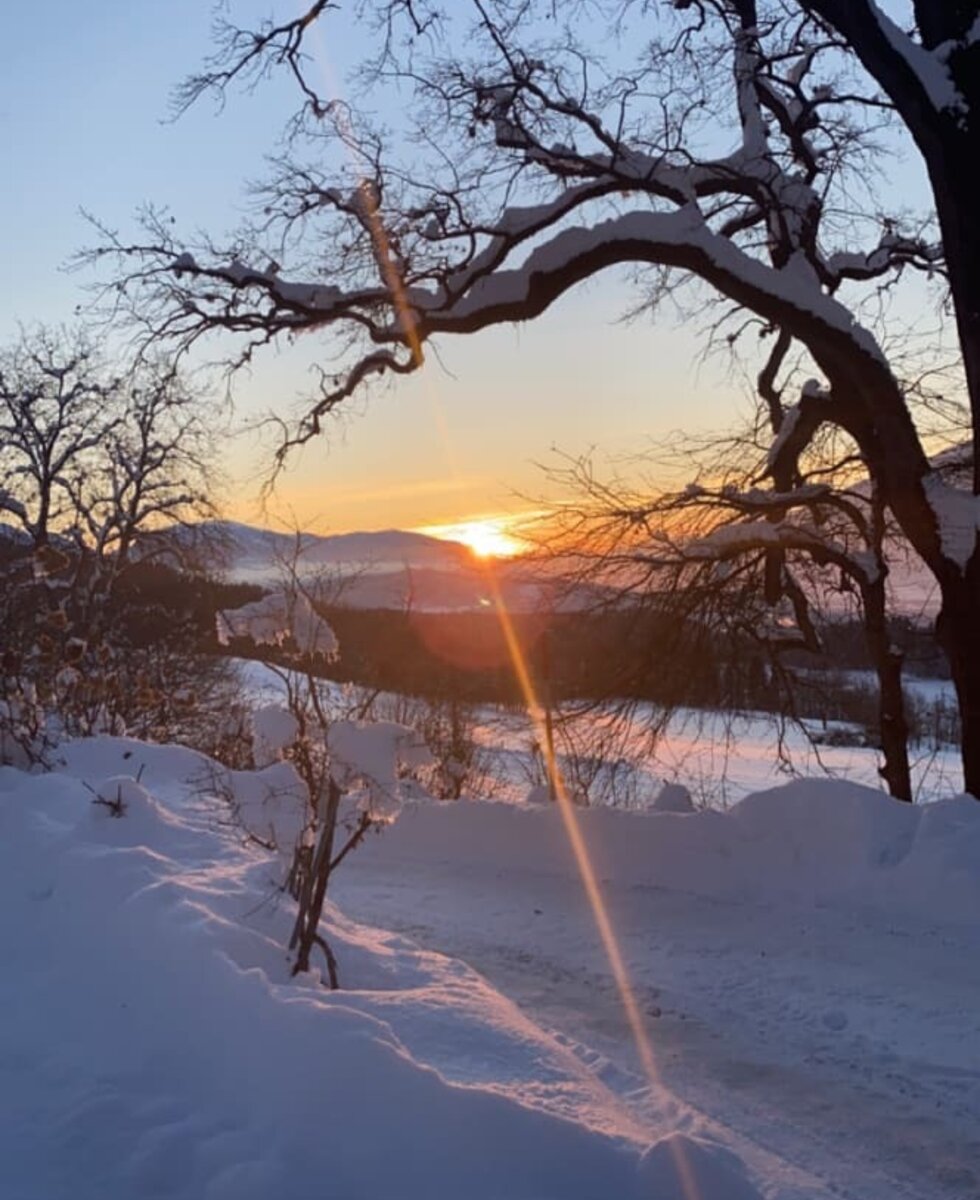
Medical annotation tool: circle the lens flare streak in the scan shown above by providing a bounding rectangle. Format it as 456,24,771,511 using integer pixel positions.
307,27,700,1199
479,560,702,1200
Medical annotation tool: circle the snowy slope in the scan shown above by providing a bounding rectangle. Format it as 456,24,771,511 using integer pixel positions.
236,658,964,806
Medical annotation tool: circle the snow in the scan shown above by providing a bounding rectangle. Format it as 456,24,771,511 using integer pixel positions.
652,780,695,812
923,471,980,570
0,732,977,1196
337,781,980,1199
690,518,795,552
235,659,964,808
868,4,966,119
1,737,673,1200
639,1133,763,1200
226,758,310,855
328,718,433,821
248,704,299,767
442,205,888,364
217,590,339,658
766,401,802,471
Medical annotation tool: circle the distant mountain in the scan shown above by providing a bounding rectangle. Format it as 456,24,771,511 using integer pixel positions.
152,520,578,613
169,520,478,582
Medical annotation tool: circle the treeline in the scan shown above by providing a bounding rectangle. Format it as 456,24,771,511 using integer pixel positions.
0,536,262,656
233,603,947,719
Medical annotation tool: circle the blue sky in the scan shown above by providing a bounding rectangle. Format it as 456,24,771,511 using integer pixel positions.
0,1,934,536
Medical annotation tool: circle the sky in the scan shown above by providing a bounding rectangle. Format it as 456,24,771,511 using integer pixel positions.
0,1,933,541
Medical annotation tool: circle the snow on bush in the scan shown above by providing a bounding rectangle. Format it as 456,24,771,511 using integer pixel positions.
227,706,434,845
249,704,300,767
217,590,339,658
327,719,432,821
225,759,310,854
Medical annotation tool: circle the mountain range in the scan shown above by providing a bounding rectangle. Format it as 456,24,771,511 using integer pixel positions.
187,520,557,613
193,520,479,579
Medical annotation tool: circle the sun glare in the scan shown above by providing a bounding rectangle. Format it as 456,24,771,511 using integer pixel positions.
420,517,527,559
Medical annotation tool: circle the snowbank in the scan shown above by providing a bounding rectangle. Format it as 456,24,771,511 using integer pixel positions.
358,778,980,927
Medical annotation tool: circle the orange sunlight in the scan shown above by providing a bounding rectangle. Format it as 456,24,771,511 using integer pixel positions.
418,515,529,559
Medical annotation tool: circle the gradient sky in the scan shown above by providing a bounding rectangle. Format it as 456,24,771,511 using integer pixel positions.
1,1,931,537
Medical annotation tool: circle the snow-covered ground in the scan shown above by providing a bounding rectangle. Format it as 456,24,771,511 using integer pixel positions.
473,702,963,808
2,733,978,1199
337,785,980,1199
0,738,662,1200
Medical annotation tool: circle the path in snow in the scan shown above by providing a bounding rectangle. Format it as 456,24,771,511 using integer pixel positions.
334,808,980,1200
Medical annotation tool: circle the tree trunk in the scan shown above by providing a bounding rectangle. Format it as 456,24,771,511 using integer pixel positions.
936,563,980,798
802,10,980,798
916,51,980,796
925,133,980,491
864,577,912,802
290,776,343,984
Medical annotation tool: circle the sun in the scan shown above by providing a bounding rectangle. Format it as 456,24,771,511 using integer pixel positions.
456,520,525,559
419,516,527,559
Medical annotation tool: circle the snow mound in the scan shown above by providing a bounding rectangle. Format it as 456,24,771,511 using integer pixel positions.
652,781,695,812
88,774,186,842
729,778,917,890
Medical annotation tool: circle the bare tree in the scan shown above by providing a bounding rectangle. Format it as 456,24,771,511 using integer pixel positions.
85,2,980,793
0,328,218,752
0,327,119,550
544,428,917,798
541,306,928,800
218,544,431,987
72,365,215,569
0,328,214,566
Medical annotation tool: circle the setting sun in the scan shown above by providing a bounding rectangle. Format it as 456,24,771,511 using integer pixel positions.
418,516,528,559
